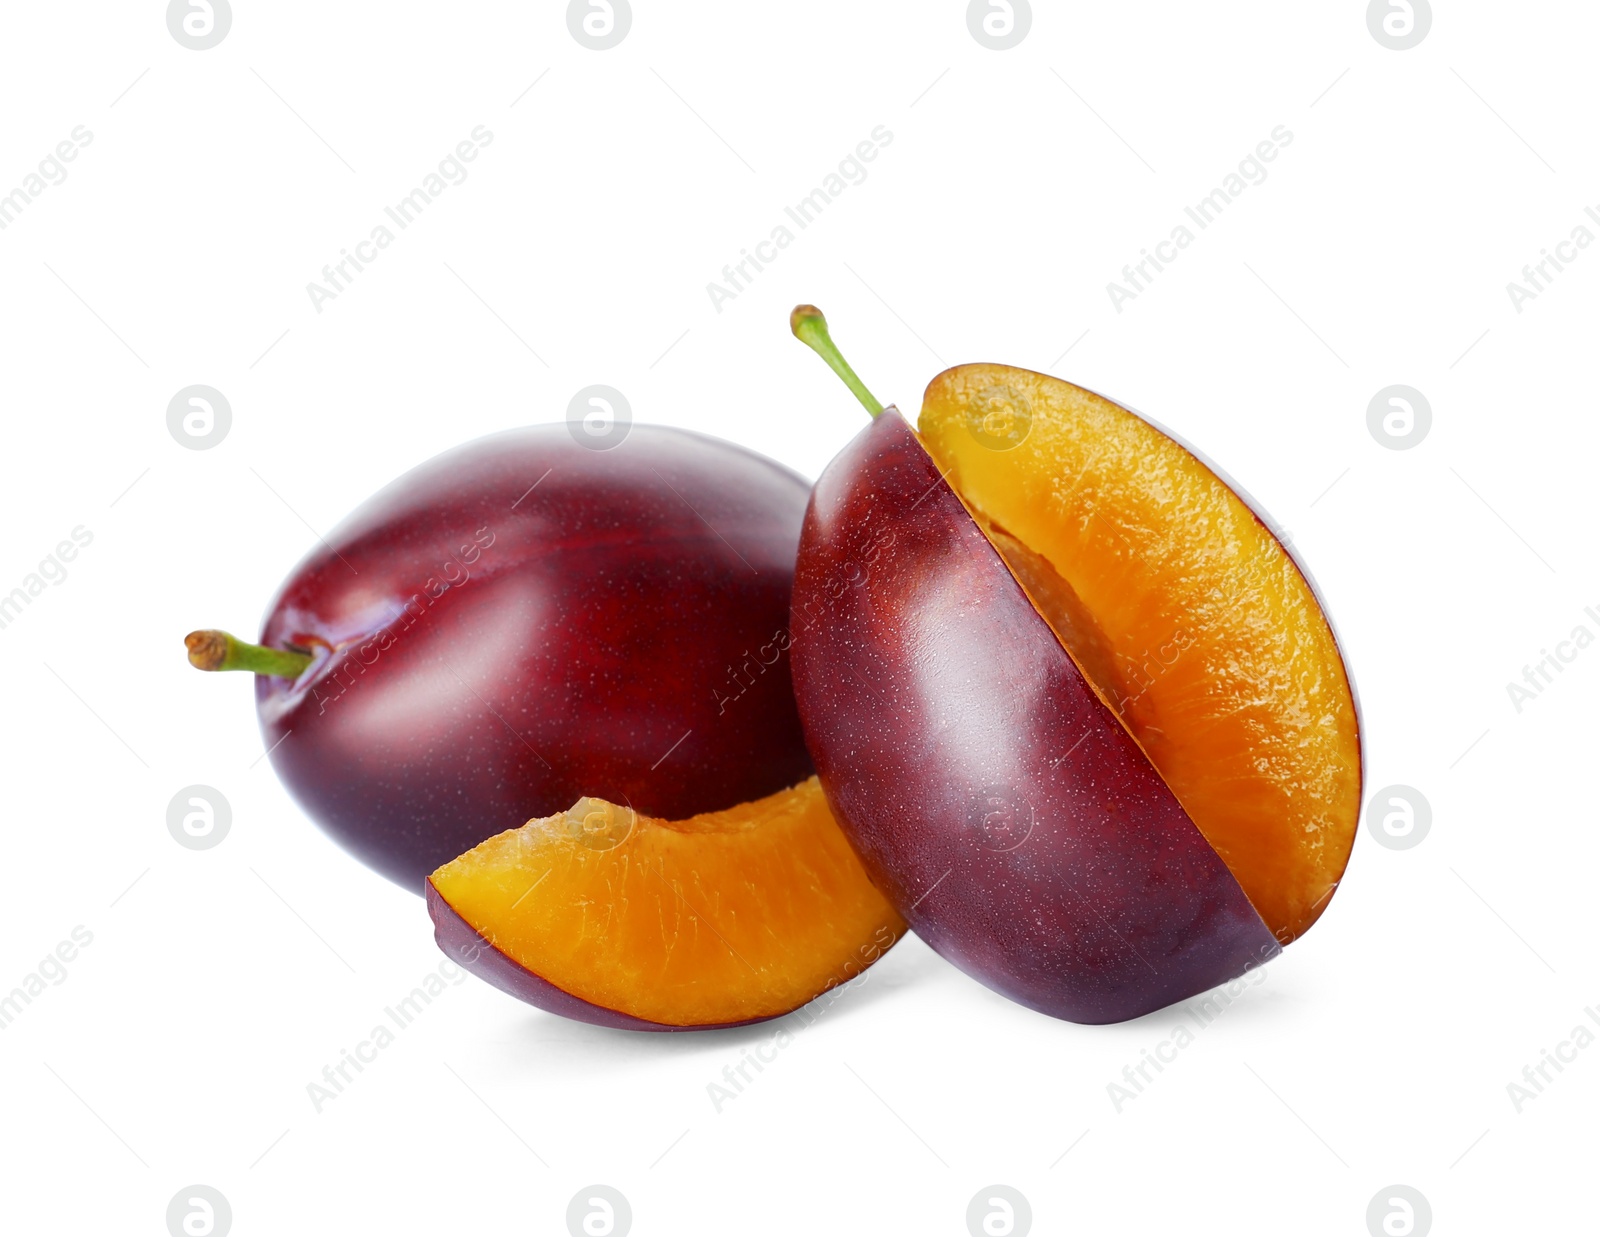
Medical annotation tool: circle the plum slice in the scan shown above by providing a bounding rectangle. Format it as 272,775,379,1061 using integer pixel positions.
427,777,905,1030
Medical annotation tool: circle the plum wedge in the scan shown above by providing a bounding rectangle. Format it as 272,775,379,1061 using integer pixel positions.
428,777,905,1030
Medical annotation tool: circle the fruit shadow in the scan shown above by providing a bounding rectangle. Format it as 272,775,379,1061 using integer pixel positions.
1098,974,1289,1036
485,936,945,1068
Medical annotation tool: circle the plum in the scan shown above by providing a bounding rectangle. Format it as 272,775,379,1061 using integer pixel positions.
786,307,1361,1023
187,423,814,891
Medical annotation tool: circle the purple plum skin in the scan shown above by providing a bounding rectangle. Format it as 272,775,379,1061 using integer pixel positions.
256,424,813,892
425,879,772,1032
789,411,1280,1025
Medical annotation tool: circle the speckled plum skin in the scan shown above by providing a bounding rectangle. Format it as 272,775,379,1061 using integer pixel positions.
256,424,813,892
789,411,1279,1024
425,880,771,1032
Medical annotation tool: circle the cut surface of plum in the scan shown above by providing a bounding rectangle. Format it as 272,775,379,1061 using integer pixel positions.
428,776,905,1029
918,364,1362,943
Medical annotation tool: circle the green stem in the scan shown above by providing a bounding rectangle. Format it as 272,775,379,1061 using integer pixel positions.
790,305,884,417
185,629,313,678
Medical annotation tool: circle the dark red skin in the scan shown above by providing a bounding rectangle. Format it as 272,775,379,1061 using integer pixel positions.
790,411,1280,1025
425,880,772,1032
256,424,813,892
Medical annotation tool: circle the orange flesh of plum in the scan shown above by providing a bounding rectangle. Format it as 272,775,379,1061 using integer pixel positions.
429,776,905,1026
918,365,1362,944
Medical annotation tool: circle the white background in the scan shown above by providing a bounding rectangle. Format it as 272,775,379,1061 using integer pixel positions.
1,2,1594,1234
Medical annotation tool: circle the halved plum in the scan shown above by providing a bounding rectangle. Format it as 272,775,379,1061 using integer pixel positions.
786,307,1362,1023
427,777,905,1030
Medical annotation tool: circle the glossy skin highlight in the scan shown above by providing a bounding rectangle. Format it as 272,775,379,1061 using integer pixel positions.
256,424,813,891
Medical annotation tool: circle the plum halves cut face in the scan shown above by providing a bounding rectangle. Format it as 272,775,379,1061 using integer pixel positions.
918,366,1362,945
427,777,905,1030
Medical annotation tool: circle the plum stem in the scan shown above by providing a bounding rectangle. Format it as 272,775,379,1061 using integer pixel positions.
790,305,884,418
185,629,312,678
